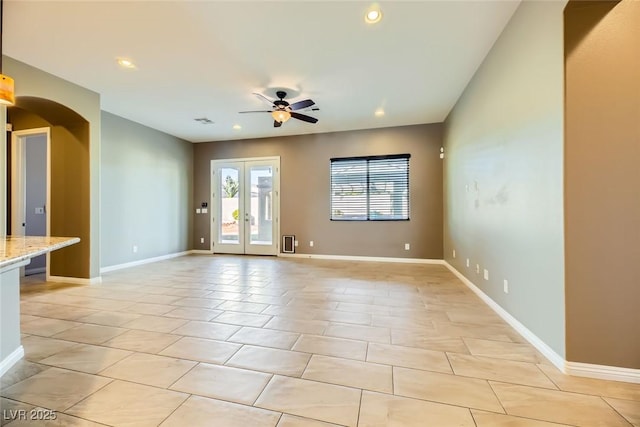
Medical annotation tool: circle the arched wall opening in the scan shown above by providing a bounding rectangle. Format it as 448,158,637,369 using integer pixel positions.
8,96,91,278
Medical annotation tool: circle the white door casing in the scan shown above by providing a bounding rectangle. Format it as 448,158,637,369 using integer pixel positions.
11,127,52,277
211,157,280,255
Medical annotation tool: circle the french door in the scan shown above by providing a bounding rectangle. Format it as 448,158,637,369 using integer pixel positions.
211,157,280,255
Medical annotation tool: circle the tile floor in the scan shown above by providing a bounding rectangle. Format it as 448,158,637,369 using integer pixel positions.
1,255,639,426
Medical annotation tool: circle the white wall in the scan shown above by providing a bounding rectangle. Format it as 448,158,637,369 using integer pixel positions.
443,1,567,357
100,111,194,268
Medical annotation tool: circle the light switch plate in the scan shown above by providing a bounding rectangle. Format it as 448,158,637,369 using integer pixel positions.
202,208,208,214
196,208,201,214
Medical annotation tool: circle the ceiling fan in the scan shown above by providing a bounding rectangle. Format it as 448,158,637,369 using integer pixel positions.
240,91,319,128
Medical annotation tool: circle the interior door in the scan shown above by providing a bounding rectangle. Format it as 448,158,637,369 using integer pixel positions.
212,158,279,255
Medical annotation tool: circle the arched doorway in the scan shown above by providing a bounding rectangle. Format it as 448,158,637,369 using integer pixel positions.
8,96,91,279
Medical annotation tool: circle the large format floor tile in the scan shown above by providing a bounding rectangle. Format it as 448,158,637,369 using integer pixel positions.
463,337,543,364
302,355,392,393
50,324,127,345
170,362,271,405
67,380,188,426
471,409,573,426
102,329,181,353
1,367,112,411
447,352,557,389
159,336,241,364
255,376,361,427
226,345,311,377
491,381,632,426
20,335,81,362
171,320,240,340
603,397,640,426
99,352,197,387
160,395,280,427
366,342,452,373
228,326,300,349
8,256,637,427
538,364,640,401
292,334,368,361
393,366,504,412
358,390,476,427
38,344,131,374
276,414,342,427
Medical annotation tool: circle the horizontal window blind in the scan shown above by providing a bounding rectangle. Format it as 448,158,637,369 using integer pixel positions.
330,154,410,221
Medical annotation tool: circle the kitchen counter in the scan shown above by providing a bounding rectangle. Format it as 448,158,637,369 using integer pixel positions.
0,236,80,271
0,235,80,376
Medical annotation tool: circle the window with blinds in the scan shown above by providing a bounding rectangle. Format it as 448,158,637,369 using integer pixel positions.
330,154,410,221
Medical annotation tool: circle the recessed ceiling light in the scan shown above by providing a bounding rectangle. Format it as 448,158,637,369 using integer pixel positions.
116,57,136,69
233,124,242,130
365,5,382,24
375,109,385,117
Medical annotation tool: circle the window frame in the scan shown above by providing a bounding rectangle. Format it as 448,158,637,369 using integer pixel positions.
329,153,410,222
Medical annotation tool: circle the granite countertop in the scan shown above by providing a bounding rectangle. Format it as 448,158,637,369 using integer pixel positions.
0,236,80,270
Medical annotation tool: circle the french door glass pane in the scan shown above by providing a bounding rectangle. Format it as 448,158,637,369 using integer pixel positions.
219,167,240,243
248,165,273,245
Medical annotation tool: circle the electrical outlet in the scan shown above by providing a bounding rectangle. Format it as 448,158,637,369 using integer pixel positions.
476,264,480,274
484,269,489,280
504,279,509,294
466,258,470,267
404,243,410,250
453,249,456,258
196,208,201,214
294,240,299,247
310,241,314,247
132,245,138,253
200,237,204,244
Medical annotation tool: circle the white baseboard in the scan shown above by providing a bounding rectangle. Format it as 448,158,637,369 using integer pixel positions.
565,362,640,384
444,261,640,384
48,275,102,285
278,253,445,265
100,250,193,274
0,346,24,377
443,261,566,371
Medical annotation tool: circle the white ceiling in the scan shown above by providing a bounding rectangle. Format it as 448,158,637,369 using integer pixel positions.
4,1,520,143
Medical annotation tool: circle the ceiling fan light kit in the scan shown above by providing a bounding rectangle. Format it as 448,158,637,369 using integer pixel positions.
240,90,318,128
272,110,291,123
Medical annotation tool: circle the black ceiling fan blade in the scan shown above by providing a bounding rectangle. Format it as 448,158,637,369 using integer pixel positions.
289,99,315,111
274,120,282,128
239,110,273,113
253,92,276,106
290,112,318,124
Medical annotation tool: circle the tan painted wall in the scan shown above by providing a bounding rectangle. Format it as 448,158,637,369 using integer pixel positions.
444,1,566,357
5,56,101,279
565,0,640,368
194,124,443,259
9,108,91,278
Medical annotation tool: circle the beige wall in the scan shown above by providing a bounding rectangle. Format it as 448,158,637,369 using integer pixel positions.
194,124,443,259
444,1,566,357
5,56,101,279
565,0,640,369
9,108,91,278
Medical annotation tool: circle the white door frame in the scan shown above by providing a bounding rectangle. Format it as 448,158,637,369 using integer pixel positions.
11,127,52,278
211,156,280,255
